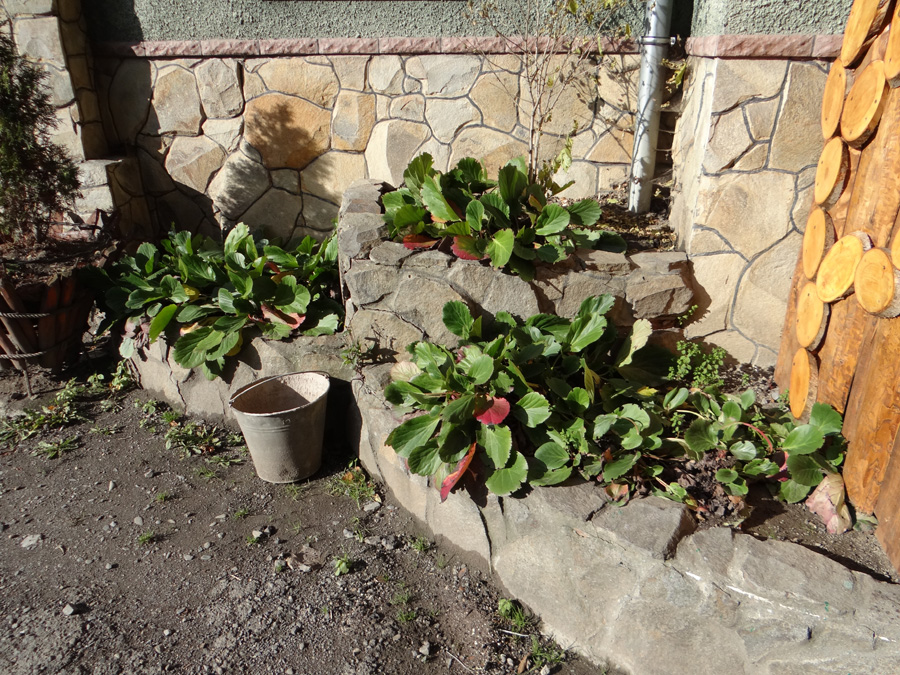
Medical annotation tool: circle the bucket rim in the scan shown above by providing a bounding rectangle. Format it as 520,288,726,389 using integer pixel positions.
228,371,330,416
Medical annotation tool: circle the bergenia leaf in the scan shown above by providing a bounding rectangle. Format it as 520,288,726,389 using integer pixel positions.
390,361,422,382
568,199,601,226
451,235,484,260
781,425,825,455
513,392,551,427
148,304,177,344
421,175,460,222
442,300,474,338
474,396,510,425
466,199,485,232
616,319,652,367
484,451,528,496
478,424,511,467
805,473,851,534
403,234,439,250
440,442,477,502
809,402,843,437
534,203,570,235
486,229,515,268
386,414,440,458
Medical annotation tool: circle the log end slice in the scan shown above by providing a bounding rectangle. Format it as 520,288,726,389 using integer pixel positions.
803,208,836,279
841,60,889,148
814,137,851,208
886,2,900,85
822,59,848,139
796,281,830,350
841,0,892,68
789,348,819,421
816,232,873,302
855,247,900,316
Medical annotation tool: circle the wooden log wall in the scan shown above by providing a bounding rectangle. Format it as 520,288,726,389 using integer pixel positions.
775,0,900,571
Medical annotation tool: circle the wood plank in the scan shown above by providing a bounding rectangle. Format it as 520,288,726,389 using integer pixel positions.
38,277,59,369
844,87,900,246
841,316,900,510
875,431,900,569
774,256,806,390
814,294,874,414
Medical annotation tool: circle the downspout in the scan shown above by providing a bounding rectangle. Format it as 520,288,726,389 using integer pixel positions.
627,0,675,213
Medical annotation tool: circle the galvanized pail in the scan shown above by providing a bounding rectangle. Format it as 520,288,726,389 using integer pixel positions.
229,372,330,483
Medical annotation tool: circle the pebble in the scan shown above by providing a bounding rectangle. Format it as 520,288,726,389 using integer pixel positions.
382,535,399,550
163,629,171,636
363,501,382,513
418,641,431,657
183,554,195,561
62,604,80,616
133,517,144,527
539,666,551,675
200,555,212,561
343,529,354,539
105,563,116,570
144,470,155,478
20,534,42,549
108,481,116,492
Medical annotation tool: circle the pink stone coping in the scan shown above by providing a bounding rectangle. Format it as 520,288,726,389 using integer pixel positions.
686,34,842,59
94,34,843,59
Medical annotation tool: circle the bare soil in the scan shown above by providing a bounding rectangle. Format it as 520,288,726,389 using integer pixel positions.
0,362,615,675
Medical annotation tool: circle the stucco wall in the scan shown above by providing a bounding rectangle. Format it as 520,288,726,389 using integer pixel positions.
691,0,850,36
82,0,648,42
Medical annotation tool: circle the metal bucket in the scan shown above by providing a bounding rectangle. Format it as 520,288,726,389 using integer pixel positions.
229,372,330,483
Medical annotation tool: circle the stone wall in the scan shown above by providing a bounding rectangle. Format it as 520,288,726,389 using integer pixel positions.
92,49,640,241
669,56,829,367
1,0,148,235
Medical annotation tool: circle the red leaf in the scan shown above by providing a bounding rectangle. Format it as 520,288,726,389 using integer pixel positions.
261,304,305,329
451,235,484,260
403,234,439,250
440,442,477,502
474,396,510,425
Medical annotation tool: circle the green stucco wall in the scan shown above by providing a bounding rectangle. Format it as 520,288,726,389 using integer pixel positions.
690,0,850,36
83,0,849,43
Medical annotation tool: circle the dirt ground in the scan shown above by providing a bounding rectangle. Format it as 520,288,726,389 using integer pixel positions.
0,363,617,675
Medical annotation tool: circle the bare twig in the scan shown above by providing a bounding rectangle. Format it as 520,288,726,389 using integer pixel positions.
446,651,475,672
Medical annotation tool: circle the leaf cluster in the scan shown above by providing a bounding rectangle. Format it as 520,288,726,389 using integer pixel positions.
595,386,844,505
383,300,846,506
384,295,657,498
0,31,80,242
93,225,342,380
382,154,626,280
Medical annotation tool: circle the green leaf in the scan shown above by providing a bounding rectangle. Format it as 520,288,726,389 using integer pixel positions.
148,304,177,344
620,403,650,429
729,440,758,461
478,424,511,467
442,301,474,338
603,452,640,482
685,419,719,454
743,458,780,476
809,402,843,437
512,392,551,428
739,389,756,410
787,453,824,487
663,387,689,411
442,394,476,425
386,414,440,458
484,451,528,496
465,199,485,232
465,354,494,385
172,327,214,369
485,229,515,269
780,478,812,504
721,401,743,425
408,442,443,476
616,319,651,367
421,175,460,222
403,153,434,198
534,442,569,470
224,223,250,256
566,313,607,353
392,204,428,230
176,304,218,323
534,203,570,235
567,199,601,226
565,387,590,413
529,466,572,487
497,164,527,204
159,275,189,303
781,425,825,455
715,468,739,484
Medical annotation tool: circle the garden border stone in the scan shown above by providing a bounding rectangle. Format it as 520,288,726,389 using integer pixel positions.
128,181,900,674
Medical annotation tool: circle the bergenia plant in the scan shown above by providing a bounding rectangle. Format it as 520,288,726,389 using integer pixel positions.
384,295,652,499
381,154,626,280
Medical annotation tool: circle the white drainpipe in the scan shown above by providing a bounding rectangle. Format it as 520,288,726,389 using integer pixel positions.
628,0,675,213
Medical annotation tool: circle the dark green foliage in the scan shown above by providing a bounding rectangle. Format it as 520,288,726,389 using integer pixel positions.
382,154,626,281
93,225,342,379
0,31,79,242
